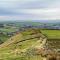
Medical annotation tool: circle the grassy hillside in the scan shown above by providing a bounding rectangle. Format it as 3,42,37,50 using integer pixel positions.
0,28,45,60
0,29,60,60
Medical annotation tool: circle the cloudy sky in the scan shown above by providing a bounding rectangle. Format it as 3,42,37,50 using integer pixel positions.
0,0,60,21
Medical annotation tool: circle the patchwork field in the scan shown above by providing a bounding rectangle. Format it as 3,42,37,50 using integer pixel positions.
0,27,18,43
41,29,60,39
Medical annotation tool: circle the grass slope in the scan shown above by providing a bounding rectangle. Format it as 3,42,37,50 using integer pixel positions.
0,28,45,60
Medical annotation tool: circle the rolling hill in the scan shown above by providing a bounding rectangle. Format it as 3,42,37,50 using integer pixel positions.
0,28,47,60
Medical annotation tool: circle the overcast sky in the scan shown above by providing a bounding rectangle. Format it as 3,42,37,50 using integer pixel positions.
0,0,60,21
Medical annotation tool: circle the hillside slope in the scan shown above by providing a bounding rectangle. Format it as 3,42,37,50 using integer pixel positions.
0,28,47,60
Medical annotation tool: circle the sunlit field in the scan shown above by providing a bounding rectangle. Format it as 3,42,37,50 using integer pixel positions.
41,29,60,39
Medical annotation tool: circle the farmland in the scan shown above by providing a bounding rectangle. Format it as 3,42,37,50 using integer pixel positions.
41,29,60,50
41,29,60,39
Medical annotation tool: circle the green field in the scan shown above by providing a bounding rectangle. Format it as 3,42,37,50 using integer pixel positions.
41,30,60,39
0,34,10,43
0,28,17,32
41,29,60,49
0,27,17,43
